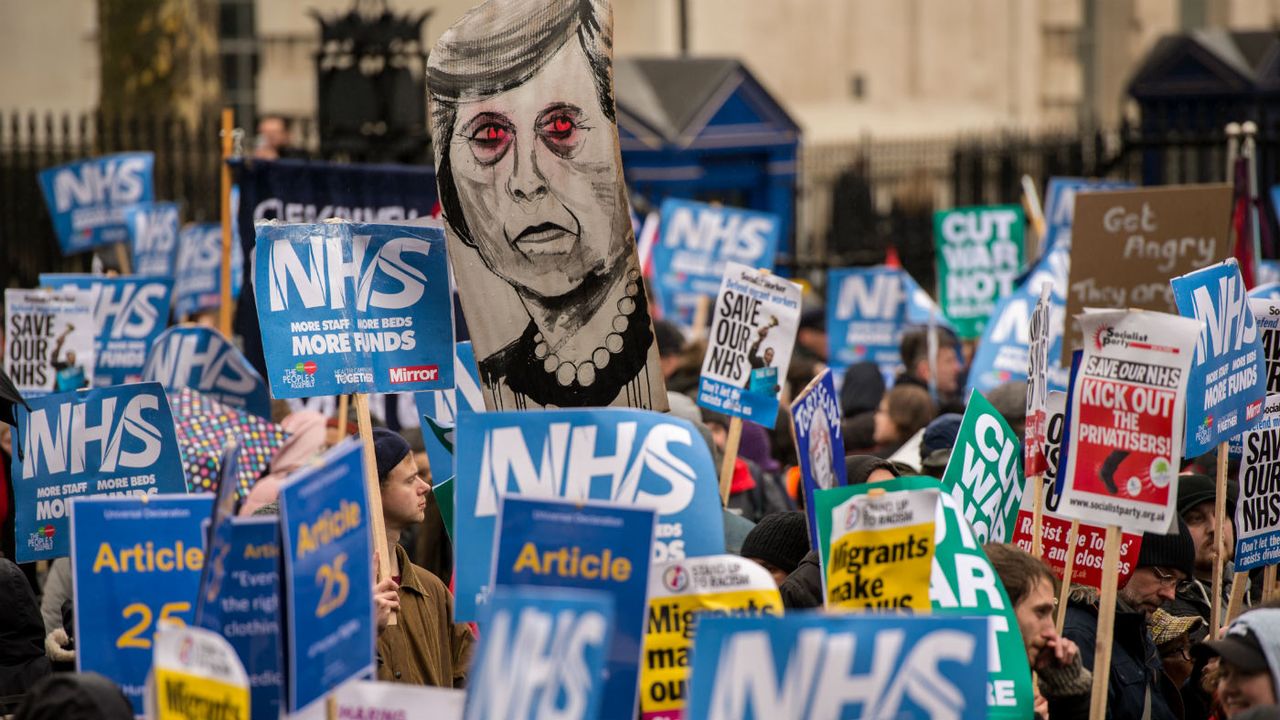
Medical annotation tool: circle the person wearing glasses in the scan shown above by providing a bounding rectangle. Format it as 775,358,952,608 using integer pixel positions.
1062,520,1196,720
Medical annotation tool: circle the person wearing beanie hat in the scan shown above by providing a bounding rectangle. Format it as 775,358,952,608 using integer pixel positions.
984,380,1028,438
1169,473,1244,628
1195,607,1280,718
1062,519,1195,720
740,512,810,586
918,413,963,479
369,427,474,688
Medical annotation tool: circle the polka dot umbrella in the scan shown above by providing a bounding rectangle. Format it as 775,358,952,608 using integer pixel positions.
170,387,288,496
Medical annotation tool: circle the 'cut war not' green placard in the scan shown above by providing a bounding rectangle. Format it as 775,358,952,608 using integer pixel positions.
940,388,1025,544
934,204,1024,338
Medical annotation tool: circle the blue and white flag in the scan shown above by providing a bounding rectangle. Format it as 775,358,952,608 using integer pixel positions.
123,201,181,276
464,586,614,720
1172,259,1267,456
38,152,155,254
651,199,780,328
142,325,272,419
11,382,188,562
71,494,211,714
790,368,847,548
454,408,726,620
175,222,243,318
696,262,801,427
492,497,654,720
278,438,375,713
413,341,483,481
40,274,174,386
686,613,988,719
195,517,284,720
254,222,455,397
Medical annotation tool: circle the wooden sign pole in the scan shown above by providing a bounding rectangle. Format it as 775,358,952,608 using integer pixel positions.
1211,441,1228,632
1225,570,1249,623
1030,475,1046,559
336,394,350,438
354,393,395,625
114,242,132,275
691,295,712,341
218,107,234,338
1088,524,1122,720
1056,519,1080,633
718,416,743,506
1265,565,1278,601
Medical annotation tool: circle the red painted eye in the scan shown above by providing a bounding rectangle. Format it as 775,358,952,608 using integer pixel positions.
467,121,513,164
552,117,572,134
485,126,505,141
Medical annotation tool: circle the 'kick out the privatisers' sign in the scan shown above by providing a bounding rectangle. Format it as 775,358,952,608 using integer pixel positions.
696,262,801,427
142,325,272,419
12,382,188,561
464,586,614,720
790,368,848,548
939,389,1025,543
123,201,181,277
815,484,937,612
1172,259,1267,457
255,221,455,397
1063,183,1232,362
38,152,155,254
454,408,726,620
278,438,375,713
492,497,654,720
933,204,1024,338
650,199,780,329
40,274,174,386
1235,421,1280,571
1012,392,1142,587
684,613,988,719
640,555,783,720
71,494,212,714
1060,310,1200,533
5,288,97,395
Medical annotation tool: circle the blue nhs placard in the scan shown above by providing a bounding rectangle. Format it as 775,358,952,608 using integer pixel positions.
254,221,455,397
651,199,780,328
39,274,175,386
123,201,181,277
686,613,988,719
142,325,272,419
1173,259,1267,456
38,152,155,254
464,586,614,720
454,408,725,620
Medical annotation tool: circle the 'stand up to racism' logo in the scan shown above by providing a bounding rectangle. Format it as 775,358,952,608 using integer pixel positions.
662,564,689,592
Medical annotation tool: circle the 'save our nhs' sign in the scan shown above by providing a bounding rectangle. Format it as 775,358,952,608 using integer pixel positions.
38,152,155,254
254,221,455,397
454,408,726,620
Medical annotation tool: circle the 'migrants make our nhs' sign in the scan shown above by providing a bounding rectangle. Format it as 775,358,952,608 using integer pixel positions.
254,222,455,397
454,408,726,620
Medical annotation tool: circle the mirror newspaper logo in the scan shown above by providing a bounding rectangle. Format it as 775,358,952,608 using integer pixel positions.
389,365,439,384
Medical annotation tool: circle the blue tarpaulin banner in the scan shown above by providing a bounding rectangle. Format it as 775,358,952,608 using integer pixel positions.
686,613,988,719
278,438,375,713
650,198,780,328
40,274,175,386
38,153,155,254
70,493,211,714
12,381,189,562
230,158,439,382
254,221,455,397
492,496,654,720
142,325,272,419
1172,259,1267,456
454,407,726,620
464,586,614,720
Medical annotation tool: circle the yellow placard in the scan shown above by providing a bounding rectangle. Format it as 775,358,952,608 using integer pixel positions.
827,521,934,612
155,669,250,720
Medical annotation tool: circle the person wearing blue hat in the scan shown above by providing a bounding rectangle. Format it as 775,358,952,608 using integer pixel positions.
371,427,473,688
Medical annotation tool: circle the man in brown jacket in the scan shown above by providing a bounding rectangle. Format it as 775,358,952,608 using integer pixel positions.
371,427,473,687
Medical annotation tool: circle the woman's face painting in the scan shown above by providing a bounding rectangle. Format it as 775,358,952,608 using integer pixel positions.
450,38,627,299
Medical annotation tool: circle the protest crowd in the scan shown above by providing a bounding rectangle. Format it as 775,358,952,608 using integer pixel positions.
9,1,1280,720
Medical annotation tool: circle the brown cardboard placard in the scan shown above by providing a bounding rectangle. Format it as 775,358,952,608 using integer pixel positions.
1062,183,1232,363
